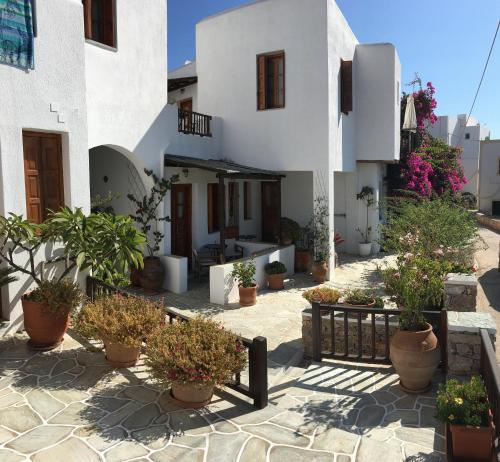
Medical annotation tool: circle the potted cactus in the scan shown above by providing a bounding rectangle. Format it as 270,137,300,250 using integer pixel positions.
264,261,287,290
145,317,247,408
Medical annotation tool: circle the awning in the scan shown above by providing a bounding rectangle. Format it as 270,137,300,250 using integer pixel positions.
164,154,285,180
168,76,198,92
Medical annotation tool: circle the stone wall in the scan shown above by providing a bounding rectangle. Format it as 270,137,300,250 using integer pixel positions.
443,273,477,312
302,309,398,358
447,311,496,376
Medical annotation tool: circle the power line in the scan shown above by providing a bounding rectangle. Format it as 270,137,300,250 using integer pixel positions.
460,20,500,140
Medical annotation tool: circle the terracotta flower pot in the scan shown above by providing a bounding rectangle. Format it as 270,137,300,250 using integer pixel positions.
130,267,142,287
22,298,70,351
281,237,293,246
312,261,328,283
170,381,214,409
104,342,141,368
140,256,165,293
295,250,312,272
344,299,376,319
450,420,493,460
238,285,257,306
266,273,285,290
390,323,440,393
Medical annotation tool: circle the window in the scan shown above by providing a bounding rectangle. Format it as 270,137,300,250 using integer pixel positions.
207,183,219,233
465,133,470,140
340,59,353,114
244,182,252,220
83,0,116,48
257,51,285,110
23,132,64,224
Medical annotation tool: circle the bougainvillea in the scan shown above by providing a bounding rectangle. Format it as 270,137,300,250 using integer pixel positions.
413,82,438,131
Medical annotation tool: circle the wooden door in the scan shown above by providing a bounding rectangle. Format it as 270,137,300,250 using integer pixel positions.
261,182,280,242
171,184,192,264
179,98,193,112
23,132,64,223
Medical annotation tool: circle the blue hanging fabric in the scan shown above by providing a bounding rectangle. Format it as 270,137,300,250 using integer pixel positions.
0,0,34,70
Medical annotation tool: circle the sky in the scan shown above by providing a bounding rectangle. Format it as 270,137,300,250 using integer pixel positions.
168,0,500,137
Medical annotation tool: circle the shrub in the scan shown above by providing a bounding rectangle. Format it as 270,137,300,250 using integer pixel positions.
302,287,341,305
280,217,301,244
145,317,247,386
343,288,375,305
265,261,287,275
436,376,490,427
74,294,164,347
231,259,256,288
25,279,85,316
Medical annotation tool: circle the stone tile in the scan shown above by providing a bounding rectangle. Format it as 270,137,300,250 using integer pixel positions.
31,437,100,462
372,390,397,405
169,410,212,435
52,359,77,376
91,397,129,412
26,389,65,419
118,385,158,403
269,411,317,435
40,372,75,388
49,387,89,404
158,392,184,413
418,397,436,407
171,433,206,448
99,401,142,428
105,440,149,462
394,394,417,410
355,405,385,427
223,405,282,425
242,423,309,447
206,432,249,462
21,355,59,376
86,427,127,451
0,405,42,432
69,366,110,389
151,445,204,462
10,374,38,393
356,436,402,462
213,420,239,433
240,437,269,462
383,410,419,426
394,427,444,451
420,406,444,435
48,402,107,426
312,427,358,453
269,446,332,462
0,392,23,408
0,448,25,462
132,425,171,450
122,403,161,430
76,350,108,366
6,425,72,454
403,442,443,461
0,426,16,444
360,427,393,442
337,456,351,462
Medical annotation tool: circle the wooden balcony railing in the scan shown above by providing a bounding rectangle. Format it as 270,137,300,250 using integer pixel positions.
178,108,212,137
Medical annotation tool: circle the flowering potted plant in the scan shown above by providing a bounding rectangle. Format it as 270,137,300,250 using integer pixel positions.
436,376,492,460
145,317,246,408
356,186,375,257
303,286,341,315
309,196,330,283
264,261,287,290
74,294,164,367
231,258,257,306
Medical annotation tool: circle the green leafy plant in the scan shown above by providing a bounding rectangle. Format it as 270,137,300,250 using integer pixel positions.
308,196,330,262
302,287,341,305
25,279,85,316
356,186,375,244
343,288,375,306
374,296,384,308
231,259,256,288
436,376,490,427
280,217,301,244
74,294,164,347
145,317,247,386
264,261,287,275
128,169,178,257
91,191,120,214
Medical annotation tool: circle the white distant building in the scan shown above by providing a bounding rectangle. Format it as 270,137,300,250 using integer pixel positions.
428,114,490,197
478,140,500,215
1,0,401,327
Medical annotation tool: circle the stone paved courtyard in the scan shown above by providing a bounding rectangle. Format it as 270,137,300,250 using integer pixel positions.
0,332,445,462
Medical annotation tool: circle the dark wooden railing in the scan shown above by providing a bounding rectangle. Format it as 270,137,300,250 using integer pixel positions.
311,302,447,366
480,328,500,458
86,276,268,408
178,108,212,137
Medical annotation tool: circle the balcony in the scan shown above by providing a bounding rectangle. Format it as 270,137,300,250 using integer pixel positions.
178,108,212,137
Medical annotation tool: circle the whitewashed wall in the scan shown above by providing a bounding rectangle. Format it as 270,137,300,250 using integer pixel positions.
478,140,500,213
281,172,314,227
168,84,199,112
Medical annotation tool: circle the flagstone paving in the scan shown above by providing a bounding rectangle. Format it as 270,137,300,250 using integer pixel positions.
0,332,444,461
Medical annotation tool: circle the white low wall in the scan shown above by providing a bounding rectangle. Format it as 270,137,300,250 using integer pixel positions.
235,241,277,256
160,255,188,294
209,245,295,305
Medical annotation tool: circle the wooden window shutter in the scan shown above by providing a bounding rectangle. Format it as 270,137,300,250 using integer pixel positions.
102,0,115,47
23,135,44,224
207,184,219,233
257,55,266,110
340,59,353,114
40,137,64,215
82,0,92,39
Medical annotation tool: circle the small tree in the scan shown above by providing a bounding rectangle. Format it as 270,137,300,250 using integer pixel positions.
308,196,330,263
356,186,375,244
128,169,178,257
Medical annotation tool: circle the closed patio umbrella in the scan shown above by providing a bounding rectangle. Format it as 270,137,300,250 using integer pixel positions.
402,94,417,132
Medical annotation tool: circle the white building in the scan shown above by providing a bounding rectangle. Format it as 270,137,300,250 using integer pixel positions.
428,114,490,198
478,140,500,214
1,0,401,327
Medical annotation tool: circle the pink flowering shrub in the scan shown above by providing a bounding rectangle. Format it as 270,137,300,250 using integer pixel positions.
413,82,438,131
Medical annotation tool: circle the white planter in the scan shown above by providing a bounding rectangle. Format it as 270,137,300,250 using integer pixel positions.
358,242,372,257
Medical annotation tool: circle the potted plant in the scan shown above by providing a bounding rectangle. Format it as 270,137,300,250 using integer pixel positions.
388,256,441,393
356,186,375,257
343,288,376,308
436,376,493,460
128,169,178,293
295,226,312,272
231,258,257,306
145,317,247,408
264,261,287,290
0,210,145,350
309,196,330,283
280,217,300,246
302,287,341,315
74,294,164,367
